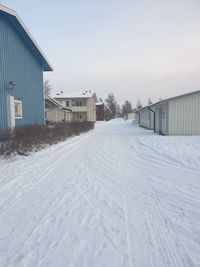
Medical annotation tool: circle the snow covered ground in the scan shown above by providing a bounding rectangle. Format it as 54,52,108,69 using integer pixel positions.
0,119,200,267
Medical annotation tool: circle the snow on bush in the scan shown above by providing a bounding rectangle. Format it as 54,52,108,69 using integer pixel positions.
0,122,94,157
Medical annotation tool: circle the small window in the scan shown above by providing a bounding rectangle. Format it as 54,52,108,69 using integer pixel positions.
82,101,86,106
66,101,69,106
14,100,23,119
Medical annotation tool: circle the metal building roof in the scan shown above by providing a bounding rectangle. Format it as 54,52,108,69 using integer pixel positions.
0,4,53,71
136,89,200,112
153,89,200,105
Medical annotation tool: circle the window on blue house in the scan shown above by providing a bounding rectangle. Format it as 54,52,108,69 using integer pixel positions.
14,100,23,119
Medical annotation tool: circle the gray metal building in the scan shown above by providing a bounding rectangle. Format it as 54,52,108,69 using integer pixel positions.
135,106,154,130
152,90,200,135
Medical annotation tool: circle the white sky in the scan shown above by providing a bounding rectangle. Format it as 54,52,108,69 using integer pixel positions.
1,0,200,106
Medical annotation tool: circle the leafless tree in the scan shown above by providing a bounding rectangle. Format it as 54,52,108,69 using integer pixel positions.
148,97,153,105
44,79,52,97
136,99,143,109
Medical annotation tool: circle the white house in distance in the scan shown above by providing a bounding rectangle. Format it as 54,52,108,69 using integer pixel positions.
127,111,136,120
45,97,72,123
53,91,97,122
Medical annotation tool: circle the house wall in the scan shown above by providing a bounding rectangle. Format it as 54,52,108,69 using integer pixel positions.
135,113,140,124
138,107,154,129
46,109,72,123
58,99,87,111
127,112,135,120
168,93,200,135
154,102,169,135
55,96,96,122
73,112,87,122
0,14,44,130
87,97,96,122
64,112,72,122
96,104,104,121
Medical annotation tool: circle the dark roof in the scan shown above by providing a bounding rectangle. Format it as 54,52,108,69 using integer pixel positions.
0,4,53,71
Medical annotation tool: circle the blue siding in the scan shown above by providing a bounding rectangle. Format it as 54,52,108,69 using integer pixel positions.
0,14,45,130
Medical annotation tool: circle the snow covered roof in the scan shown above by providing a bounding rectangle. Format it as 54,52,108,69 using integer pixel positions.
135,105,151,113
45,97,72,112
96,102,104,106
0,4,53,71
53,91,97,101
151,89,200,106
45,97,63,108
136,89,200,112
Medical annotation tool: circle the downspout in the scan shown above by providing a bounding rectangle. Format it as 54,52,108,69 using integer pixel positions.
135,111,140,124
148,106,156,132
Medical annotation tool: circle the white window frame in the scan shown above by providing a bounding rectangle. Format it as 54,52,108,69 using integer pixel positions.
14,100,23,119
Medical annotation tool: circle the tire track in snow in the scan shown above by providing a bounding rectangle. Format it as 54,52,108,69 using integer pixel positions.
0,134,90,214
127,138,188,267
0,134,93,267
136,157,192,267
85,136,136,266
74,139,134,265
118,158,134,267
1,120,199,267
0,133,91,191
131,136,200,176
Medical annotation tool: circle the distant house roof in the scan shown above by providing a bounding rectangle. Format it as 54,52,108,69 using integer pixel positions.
0,4,53,71
135,105,150,113
53,91,98,102
45,97,71,112
45,97,63,109
96,102,104,106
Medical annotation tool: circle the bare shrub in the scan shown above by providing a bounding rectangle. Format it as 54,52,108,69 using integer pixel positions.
0,122,94,158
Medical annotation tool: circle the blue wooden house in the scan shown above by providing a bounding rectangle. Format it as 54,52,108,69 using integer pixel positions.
0,5,53,130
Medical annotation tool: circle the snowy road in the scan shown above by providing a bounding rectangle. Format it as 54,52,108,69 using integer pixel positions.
0,120,200,267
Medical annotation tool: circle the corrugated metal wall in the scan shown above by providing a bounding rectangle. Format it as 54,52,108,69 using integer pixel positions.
0,14,44,130
155,102,168,135
168,93,200,135
138,107,154,129
135,113,140,124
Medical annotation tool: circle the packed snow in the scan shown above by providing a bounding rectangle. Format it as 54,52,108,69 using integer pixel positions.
0,119,200,267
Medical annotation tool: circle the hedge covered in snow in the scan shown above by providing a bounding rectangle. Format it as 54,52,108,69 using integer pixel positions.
0,122,94,157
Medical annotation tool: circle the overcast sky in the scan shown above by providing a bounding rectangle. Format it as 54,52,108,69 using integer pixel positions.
1,0,200,106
